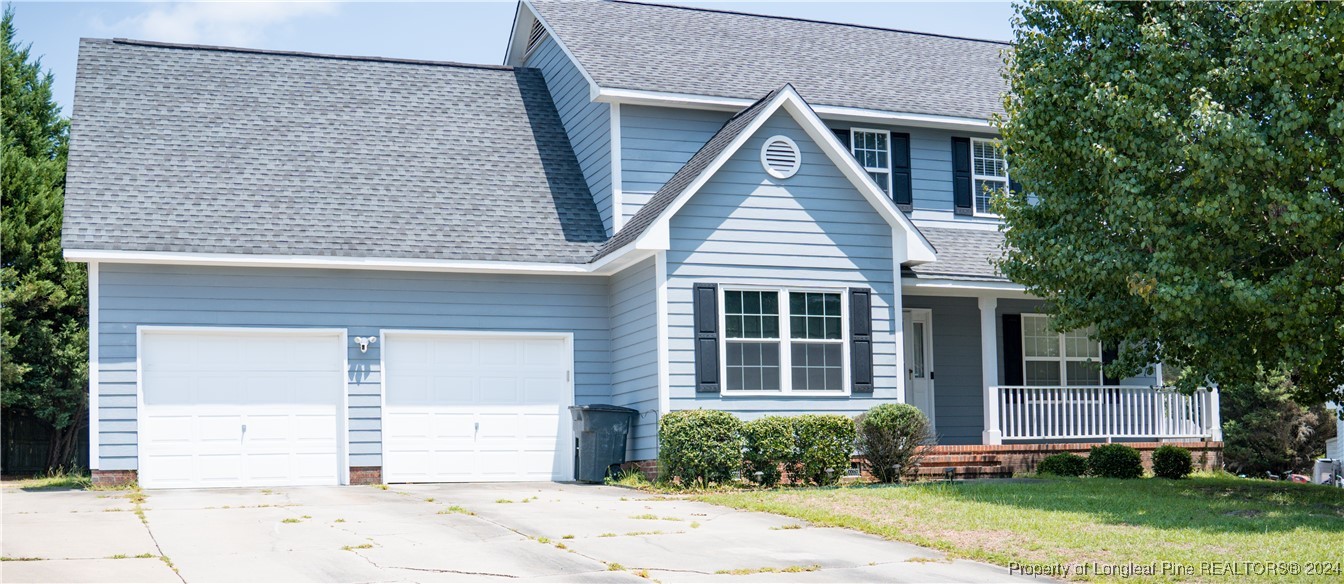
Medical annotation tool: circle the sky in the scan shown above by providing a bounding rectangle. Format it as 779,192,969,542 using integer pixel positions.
8,1,1018,117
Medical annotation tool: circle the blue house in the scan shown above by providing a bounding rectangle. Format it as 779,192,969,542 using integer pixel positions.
64,0,1221,488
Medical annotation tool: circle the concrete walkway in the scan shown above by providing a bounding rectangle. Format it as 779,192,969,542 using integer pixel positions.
2,481,1033,583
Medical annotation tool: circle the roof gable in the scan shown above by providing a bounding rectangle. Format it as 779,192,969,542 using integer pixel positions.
594,85,936,264
526,0,1010,121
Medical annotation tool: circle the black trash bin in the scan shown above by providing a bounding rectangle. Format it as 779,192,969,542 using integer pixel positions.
569,404,638,483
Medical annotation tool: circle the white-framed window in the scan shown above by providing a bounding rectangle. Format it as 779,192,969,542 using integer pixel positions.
721,287,848,394
1021,314,1102,386
850,129,892,197
971,137,1008,216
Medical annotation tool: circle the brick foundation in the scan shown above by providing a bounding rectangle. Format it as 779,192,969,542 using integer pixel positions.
620,460,659,482
91,469,138,487
349,466,382,485
918,440,1223,478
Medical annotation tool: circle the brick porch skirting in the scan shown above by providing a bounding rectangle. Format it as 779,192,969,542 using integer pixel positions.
922,440,1224,477
91,469,138,487
349,466,383,485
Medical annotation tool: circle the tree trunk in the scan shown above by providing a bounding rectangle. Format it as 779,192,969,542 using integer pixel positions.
44,406,86,473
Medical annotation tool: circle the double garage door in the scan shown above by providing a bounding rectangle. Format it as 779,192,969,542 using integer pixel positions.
138,329,571,488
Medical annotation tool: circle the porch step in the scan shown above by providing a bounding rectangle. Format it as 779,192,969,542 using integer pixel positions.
913,465,1014,479
918,454,1002,466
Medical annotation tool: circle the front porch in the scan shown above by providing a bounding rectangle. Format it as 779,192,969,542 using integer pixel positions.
901,293,1223,447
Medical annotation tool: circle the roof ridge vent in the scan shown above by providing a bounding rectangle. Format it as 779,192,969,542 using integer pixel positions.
761,135,801,179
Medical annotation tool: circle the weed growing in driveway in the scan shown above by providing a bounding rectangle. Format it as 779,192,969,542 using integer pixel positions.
562,534,575,539
1,557,45,561
690,521,701,529
634,569,650,579
108,554,128,559
342,544,374,551
554,542,568,550
104,507,124,512
495,498,514,504
371,484,388,491
261,489,273,495
607,562,626,571
537,537,552,544
438,505,474,515
714,564,821,575
629,513,658,520
135,553,154,559
160,555,178,575
623,530,667,536
334,518,346,523
424,497,435,503
281,518,302,524
599,533,616,537
906,557,949,563
770,523,803,530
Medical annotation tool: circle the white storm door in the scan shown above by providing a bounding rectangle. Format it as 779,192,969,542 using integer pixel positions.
903,310,936,434
382,332,572,483
138,328,345,489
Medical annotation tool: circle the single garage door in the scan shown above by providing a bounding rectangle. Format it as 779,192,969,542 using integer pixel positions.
139,328,345,489
383,332,572,483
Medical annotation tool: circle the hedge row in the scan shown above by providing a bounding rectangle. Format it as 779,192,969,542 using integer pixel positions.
658,404,931,487
1034,444,1193,479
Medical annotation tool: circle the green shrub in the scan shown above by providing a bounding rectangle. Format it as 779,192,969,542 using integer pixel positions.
742,416,794,487
1036,453,1087,477
658,410,743,488
1086,444,1144,479
1152,445,1193,480
855,404,931,483
791,414,857,486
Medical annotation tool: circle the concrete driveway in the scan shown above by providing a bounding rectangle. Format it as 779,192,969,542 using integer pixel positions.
2,481,1032,583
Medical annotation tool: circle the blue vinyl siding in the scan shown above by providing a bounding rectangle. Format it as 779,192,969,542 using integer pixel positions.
608,257,660,460
96,264,611,471
620,105,732,223
665,110,900,418
525,37,614,235
904,295,984,445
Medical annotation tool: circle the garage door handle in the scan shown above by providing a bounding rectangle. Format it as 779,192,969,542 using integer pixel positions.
474,422,479,440
242,424,247,434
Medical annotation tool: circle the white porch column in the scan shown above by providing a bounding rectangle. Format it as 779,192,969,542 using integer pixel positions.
979,296,1002,445
1208,386,1223,441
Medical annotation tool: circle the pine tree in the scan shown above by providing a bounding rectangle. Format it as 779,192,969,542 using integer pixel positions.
1,6,87,471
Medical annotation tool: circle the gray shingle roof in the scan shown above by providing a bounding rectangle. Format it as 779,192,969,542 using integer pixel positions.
531,0,1010,120
907,226,1007,281
592,85,785,260
64,39,607,263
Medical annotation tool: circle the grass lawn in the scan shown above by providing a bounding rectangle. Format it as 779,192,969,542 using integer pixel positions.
698,475,1344,582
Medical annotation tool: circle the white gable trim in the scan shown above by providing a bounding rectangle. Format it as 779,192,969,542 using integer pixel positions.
631,85,937,264
596,87,996,133
63,247,655,276
506,1,602,101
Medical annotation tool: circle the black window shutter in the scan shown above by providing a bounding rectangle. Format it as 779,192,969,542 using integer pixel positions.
832,128,851,152
1101,345,1120,386
952,137,973,215
1001,314,1022,386
692,283,720,393
892,133,912,211
849,288,874,393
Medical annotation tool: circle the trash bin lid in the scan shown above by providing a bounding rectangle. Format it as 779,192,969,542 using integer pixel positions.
568,404,638,414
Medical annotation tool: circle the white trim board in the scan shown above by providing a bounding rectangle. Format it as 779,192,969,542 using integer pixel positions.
87,262,100,470
595,87,997,133
630,84,937,265
64,247,656,276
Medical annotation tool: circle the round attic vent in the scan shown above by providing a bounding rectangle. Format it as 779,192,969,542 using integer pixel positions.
760,135,801,179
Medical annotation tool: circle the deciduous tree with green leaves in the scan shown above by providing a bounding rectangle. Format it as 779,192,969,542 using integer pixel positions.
997,1,1344,406
2,6,87,471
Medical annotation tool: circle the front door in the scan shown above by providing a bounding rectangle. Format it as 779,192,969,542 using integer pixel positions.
903,310,935,433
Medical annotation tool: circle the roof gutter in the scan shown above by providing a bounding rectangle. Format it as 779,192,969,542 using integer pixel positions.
63,247,655,277
594,87,997,133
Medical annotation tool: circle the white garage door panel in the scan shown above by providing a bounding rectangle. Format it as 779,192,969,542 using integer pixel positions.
139,330,344,489
384,334,571,483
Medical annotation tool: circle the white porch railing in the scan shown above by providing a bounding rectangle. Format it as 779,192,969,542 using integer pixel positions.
985,386,1222,444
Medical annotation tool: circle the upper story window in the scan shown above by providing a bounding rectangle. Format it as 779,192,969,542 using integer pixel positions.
1021,314,1102,386
850,129,892,197
971,138,1008,216
722,288,847,394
